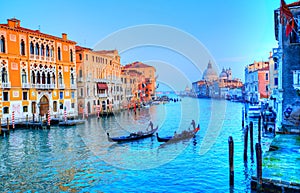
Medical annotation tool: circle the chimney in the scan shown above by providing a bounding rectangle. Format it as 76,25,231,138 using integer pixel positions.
62,33,67,40
7,18,20,28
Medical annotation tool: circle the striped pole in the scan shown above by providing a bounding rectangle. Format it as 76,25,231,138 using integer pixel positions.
82,108,85,119
64,108,67,122
97,105,100,118
47,110,51,126
12,111,15,129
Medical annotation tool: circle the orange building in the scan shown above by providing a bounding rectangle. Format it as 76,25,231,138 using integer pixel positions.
0,18,77,120
123,61,156,102
258,66,270,98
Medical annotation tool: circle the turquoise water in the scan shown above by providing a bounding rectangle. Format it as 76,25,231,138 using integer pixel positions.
0,98,271,192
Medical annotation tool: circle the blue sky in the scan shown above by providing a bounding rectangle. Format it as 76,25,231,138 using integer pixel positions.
1,0,296,90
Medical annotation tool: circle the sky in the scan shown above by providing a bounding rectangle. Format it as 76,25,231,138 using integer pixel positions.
1,0,297,91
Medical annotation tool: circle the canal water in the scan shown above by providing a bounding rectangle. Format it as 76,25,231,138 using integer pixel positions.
0,97,272,192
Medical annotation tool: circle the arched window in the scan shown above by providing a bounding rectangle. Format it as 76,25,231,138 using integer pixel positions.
50,46,54,58
42,72,46,84
41,44,45,56
36,71,41,84
47,72,51,84
71,73,74,84
58,72,62,84
30,42,34,55
52,73,55,84
46,45,49,57
20,39,25,55
57,47,61,61
1,67,7,83
35,43,39,55
31,70,35,84
21,69,27,83
70,49,73,62
0,35,5,53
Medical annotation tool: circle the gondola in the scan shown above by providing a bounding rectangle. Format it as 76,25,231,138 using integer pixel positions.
156,123,200,143
107,126,158,142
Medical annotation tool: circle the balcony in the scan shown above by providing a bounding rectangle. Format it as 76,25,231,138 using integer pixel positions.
1,82,11,88
31,83,55,89
71,84,77,89
98,93,108,98
59,84,65,89
22,83,30,89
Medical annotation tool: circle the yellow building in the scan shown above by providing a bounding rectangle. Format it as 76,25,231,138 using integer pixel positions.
0,18,77,120
76,47,122,115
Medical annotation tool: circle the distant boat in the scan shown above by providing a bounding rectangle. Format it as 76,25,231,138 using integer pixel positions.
107,125,158,142
156,125,200,143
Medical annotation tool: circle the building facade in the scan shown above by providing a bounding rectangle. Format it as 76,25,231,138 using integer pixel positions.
123,61,156,102
76,47,122,116
0,18,77,120
273,2,300,131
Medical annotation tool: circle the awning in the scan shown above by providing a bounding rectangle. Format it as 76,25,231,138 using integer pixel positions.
97,83,108,90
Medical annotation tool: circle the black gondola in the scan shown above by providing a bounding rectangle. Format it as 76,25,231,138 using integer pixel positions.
156,122,200,143
107,126,158,142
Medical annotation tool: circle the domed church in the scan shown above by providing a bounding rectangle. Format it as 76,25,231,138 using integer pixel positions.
202,60,218,81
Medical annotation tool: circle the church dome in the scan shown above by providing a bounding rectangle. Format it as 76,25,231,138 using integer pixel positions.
219,68,228,79
202,61,218,81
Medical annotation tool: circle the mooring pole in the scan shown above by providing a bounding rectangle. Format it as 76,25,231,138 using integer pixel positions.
228,136,234,186
244,125,248,163
256,143,262,191
250,121,254,155
242,107,245,128
258,115,261,144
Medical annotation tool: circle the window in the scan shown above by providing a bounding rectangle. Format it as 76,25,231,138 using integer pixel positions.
21,69,27,83
41,44,45,56
266,73,269,81
23,92,28,100
79,53,82,60
274,77,278,86
30,42,34,55
46,45,50,57
23,106,28,113
0,35,5,53
71,73,74,84
2,67,8,83
79,69,82,78
36,71,41,84
70,49,73,62
93,100,96,105
71,103,75,108
60,91,63,99
3,107,9,114
20,39,25,55
80,88,83,97
31,70,35,84
53,101,57,112
86,54,88,61
60,102,63,110
50,46,54,58
35,43,39,55
266,85,269,92
58,72,62,84
71,91,75,99
58,47,61,60
3,92,8,101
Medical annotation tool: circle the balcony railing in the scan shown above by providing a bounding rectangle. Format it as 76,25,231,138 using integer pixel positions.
31,83,55,89
59,84,65,89
22,83,30,89
98,93,108,98
1,82,11,88
71,84,77,89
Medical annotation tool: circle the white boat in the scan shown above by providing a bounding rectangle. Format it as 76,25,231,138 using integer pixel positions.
248,105,261,118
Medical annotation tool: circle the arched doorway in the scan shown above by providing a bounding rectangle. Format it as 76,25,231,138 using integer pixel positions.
39,95,49,116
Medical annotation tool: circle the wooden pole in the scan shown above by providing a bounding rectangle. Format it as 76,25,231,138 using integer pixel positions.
242,108,245,128
244,125,248,163
256,143,263,191
7,117,9,131
228,136,234,186
0,118,2,136
258,115,261,144
250,121,254,155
